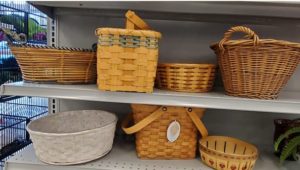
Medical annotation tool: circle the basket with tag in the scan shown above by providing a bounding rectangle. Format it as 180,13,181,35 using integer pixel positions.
122,104,208,159
95,10,161,93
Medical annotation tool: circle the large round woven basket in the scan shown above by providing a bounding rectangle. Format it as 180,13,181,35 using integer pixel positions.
27,110,117,165
156,63,217,92
10,44,96,84
199,136,258,170
211,26,300,99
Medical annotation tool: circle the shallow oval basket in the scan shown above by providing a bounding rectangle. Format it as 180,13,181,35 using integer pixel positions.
27,110,117,165
199,136,258,170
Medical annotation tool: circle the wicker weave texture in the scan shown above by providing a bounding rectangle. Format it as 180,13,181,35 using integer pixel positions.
156,63,217,92
95,11,161,93
131,104,205,159
199,136,258,170
10,46,96,84
27,110,117,165
211,26,300,99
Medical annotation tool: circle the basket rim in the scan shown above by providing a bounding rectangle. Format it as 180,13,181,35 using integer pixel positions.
199,136,258,158
158,63,217,68
9,44,95,52
27,110,117,136
95,27,161,38
210,39,300,49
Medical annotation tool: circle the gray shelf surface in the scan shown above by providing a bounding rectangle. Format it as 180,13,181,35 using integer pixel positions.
5,142,300,170
30,1,300,25
1,82,300,114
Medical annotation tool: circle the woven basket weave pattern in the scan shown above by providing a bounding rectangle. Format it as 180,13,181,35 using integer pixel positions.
27,110,117,165
156,64,217,92
199,136,258,170
96,28,161,93
131,104,204,159
10,46,96,84
211,26,300,99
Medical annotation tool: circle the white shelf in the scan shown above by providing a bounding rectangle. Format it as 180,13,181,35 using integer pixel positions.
1,82,300,114
29,1,300,25
5,142,300,170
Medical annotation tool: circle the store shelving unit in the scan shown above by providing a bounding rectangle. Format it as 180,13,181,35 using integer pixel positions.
1,82,300,114
1,1,300,170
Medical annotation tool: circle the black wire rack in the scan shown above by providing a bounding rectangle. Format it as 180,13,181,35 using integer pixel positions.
0,97,48,168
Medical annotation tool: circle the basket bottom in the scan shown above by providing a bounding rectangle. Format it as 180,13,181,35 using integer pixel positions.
225,91,278,100
23,79,96,85
36,147,112,165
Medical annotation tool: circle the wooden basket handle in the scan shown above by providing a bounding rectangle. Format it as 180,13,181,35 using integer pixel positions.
125,10,150,30
218,26,260,51
122,106,208,138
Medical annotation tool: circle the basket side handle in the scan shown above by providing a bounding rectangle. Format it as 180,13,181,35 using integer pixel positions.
125,10,150,30
185,108,208,138
218,26,260,51
121,106,166,134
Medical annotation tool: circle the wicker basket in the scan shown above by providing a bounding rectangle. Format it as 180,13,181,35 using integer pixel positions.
211,26,300,99
156,63,217,92
122,104,208,159
27,110,117,165
199,136,258,170
95,10,161,93
10,44,96,84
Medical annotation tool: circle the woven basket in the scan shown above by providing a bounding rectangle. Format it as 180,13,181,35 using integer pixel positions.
27,110,117,165
10,44,96,84
211,26,300,99
199,136,258,170
95,10,161,93
156,63,217,92
122,104,208,159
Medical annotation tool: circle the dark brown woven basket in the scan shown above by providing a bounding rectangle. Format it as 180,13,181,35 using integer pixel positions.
211,26,300,99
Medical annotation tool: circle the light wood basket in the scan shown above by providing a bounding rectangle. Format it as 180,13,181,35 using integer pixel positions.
95,10,161,93
211,26,300,99
199,136,258,170
122,104,208,159
10,44,96,84
156,63,217,92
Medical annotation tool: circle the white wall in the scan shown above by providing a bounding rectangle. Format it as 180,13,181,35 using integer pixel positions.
56,14,300,150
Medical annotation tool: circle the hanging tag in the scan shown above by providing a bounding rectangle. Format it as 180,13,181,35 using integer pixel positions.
167,120,181,142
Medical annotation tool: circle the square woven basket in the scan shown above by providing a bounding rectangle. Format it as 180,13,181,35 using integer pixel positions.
95,10,161,93
122,104,208,159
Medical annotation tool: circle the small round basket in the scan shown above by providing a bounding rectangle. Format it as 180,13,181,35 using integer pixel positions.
156,63,217,92
27,110,117,165
199,136,258,170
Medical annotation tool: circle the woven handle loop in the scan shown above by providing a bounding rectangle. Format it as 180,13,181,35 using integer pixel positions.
122,106,208,138
218,26,260,51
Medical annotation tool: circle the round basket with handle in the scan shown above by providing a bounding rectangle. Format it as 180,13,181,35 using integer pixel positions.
211,26,300,99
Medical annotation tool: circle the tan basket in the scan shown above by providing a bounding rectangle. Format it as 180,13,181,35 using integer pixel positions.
27,110,117,165
199,136,258,170
211,26,300,99
10,45,96,84
95,10,161,93
156,63,217,92
122,104,208,159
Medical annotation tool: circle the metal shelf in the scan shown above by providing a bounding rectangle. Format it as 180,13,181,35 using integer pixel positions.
1,82,300,114
30,1,300,25
4,142,300,170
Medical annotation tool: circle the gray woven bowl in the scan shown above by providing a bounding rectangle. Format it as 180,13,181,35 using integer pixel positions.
27,110,117,165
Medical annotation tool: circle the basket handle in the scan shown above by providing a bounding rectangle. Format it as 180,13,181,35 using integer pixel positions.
218,26,260,51
122,106,208,138
125,10,150,30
